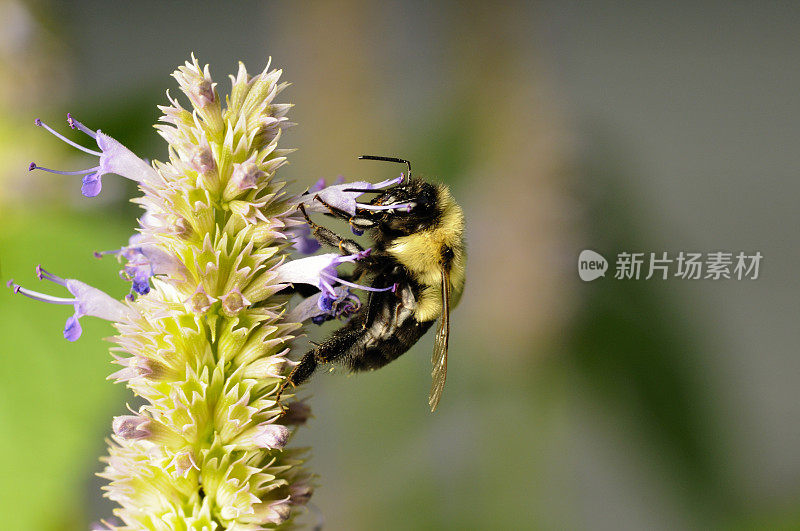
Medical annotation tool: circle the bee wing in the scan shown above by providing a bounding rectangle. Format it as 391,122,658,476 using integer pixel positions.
428,270,451,412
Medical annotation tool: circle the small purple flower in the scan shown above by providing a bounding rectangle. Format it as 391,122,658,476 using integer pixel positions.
292,173,405,217
287,286,362,325
112,414,151,440
287,177,335,253
29,114,160,197
317,287,362,321
7,266,135,341
289,223,321,255
95,234,182,297
280,249,389,325
275,250,395,317
129,266,152,296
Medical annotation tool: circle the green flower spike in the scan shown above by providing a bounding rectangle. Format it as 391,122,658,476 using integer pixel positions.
10,55,355,529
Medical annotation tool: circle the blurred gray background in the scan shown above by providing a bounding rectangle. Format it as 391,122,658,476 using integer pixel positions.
0,1,798,529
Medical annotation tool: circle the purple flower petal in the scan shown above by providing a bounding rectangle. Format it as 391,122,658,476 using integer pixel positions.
131,268,151,295
63,314,82,341
81,173,102,197
286,287,362,325
96,132,160,185
290,225,321,254
274,253,341,289
318,292,335,312
66,279,135,322
293,174,400,216
96,237,183,298
308,177,327,193
32,116,160,198
10,268,135,341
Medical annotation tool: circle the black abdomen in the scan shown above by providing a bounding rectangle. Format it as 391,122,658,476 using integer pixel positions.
339,277,434,371
350,316,434,371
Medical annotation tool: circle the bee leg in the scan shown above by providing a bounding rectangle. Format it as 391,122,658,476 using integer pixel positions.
276,327,364,405
299,204,393,272
276,355,311,406
311,195,353,220
298,203,365,255
312,195,376,234
276,351,318,404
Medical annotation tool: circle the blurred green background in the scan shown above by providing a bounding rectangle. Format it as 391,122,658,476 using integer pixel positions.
1,1,798,529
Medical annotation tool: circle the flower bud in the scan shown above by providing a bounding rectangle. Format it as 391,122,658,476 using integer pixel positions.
112,415,151,441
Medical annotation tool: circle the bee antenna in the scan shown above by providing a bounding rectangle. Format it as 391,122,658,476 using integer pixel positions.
358,155,412,179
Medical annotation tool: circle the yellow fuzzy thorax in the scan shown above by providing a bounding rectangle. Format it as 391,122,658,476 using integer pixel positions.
386,184,466,322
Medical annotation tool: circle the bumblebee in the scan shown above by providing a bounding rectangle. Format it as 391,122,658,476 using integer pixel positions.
277,156,465,411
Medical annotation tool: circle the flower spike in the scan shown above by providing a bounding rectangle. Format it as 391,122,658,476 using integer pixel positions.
16,57,315,527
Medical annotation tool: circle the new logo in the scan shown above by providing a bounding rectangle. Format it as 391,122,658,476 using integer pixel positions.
578,250,608,281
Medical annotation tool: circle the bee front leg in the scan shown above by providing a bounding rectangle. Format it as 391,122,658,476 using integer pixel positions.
312,194,376,234
298,203,365,256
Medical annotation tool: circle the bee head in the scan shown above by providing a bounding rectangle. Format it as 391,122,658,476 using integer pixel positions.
369,179,440,235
